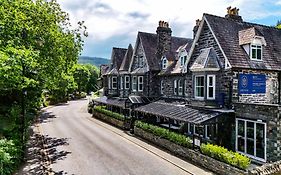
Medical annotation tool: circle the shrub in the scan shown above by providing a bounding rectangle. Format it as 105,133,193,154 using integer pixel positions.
0,138,21,175
93,106,126,121
135,121,192,148
200,143,251,170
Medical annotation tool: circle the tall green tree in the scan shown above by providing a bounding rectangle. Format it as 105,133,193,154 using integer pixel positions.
84,64,100,93
72,64,91,93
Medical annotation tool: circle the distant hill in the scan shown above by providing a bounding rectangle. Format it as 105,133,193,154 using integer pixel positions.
78,56,109,67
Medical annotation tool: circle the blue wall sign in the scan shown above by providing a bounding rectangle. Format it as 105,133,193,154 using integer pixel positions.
238,74,266,94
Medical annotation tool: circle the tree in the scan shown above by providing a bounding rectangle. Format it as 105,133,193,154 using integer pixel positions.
72,64,91,93
84,64,100,93
0,0,87,167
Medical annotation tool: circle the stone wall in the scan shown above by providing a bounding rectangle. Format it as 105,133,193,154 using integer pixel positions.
134,127,246,175
232,70,279,104
92,111,129,129
249,160,281,175
235,102,281,162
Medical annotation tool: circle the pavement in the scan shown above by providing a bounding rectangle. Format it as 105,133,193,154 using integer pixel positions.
15,98,214,175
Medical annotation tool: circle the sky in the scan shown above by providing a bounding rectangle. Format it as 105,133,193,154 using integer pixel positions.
58,0,281,59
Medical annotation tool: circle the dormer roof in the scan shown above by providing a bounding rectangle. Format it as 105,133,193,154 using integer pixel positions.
203,13,281,70
190,47,221,72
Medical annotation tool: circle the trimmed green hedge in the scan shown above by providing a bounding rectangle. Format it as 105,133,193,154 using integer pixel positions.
135,121,192,148
93,106,125,121
200,143,251,170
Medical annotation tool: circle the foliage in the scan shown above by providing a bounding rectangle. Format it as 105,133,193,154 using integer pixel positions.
71,64,90,93
276,20,281,29
135,121,192,148
84,64,99,93
0,139,21,175
0,0,87,170
93,106,125,121
200,143,251,170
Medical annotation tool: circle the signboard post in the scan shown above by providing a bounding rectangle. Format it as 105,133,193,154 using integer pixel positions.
238,74,266,94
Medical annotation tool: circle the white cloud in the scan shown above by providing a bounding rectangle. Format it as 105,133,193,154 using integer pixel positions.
58,0,281,57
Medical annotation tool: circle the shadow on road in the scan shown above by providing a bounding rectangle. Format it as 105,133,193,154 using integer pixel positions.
15,129,72,175
38,112,56,123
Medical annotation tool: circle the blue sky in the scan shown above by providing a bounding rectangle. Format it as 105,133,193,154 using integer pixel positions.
58,0,281,59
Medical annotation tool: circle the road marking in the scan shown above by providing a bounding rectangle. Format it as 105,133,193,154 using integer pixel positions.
86,117,195,175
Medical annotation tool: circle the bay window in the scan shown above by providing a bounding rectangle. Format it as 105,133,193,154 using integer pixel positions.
138,76,143,91
178,80,183,96
132,76,137,91
120,76,123,89
207,75,216,99
125,76,130,89
112,76,117,89
195,76,204,99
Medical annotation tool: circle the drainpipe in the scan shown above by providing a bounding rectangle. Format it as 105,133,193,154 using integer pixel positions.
278,72,281,104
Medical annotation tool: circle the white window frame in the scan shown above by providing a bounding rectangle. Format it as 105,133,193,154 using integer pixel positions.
205,125,210,139
108,77,111,89
184,79,188,96
235,118,267,162
162,57,167,69
207,75,216,100
178,80,183,96
125,75,130,90
250,44,262,61
120,76,123,90
138,76,143,92
160,80,164,95
188,123,194,134
180,55,187,66
112,76,117,89
195,75,204,99
174,80,177,95
132,76,137,92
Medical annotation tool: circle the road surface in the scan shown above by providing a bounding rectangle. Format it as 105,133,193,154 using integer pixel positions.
20,98,214,175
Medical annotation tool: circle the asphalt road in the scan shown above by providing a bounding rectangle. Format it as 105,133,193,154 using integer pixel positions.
36,98,213,175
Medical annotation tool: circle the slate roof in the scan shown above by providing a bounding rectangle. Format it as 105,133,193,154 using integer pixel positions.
159,40,193,75
204,13,281,70
107,47,127,75
100,64,109,76
138,32,158,70
119,44,133,72
135,100,222,124
138,32,192,71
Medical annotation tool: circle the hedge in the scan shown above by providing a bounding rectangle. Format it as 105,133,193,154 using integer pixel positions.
135,121,192,148
93,106,126,121
200,143,251,170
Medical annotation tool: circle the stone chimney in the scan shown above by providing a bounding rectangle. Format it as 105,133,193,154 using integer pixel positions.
156,21,172,59
193,19,201,38
225,6,243,22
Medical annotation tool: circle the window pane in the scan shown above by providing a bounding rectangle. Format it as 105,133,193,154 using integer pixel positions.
246,139,254,156
238,120,245,136
208,87,213,98
247,122,254,139
252,48,257,59
238,137,245,152
257,49,262,60
256,123,265,159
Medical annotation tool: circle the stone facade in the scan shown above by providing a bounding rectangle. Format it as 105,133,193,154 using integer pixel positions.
232,69,279,104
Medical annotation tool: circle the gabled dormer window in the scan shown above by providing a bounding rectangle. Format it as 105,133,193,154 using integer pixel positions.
251,44,262,61
180,56,187,66
162,57,167,69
